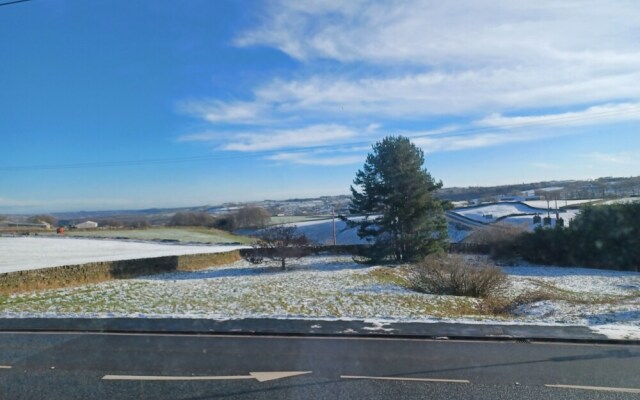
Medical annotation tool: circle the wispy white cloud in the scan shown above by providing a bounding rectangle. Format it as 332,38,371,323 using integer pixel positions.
176,130,226,143
225,0,640,120
0,197,43,208
177,101,635,161
177,99,267,124
248,70,640,119
412,131,559,153
478,103,640,129
366,123,381,133
237,1,640,68
586,152,639,165
267,152,364,166
177,1,640,165
225,124,357,151
0,197,135,213
178,124,360,152
531,162,560,170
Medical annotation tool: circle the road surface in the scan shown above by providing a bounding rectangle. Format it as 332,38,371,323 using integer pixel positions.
1,331,638,399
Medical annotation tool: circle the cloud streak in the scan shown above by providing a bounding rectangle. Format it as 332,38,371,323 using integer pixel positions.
177,1,640,165
586,152,639,165
478,103,640,129
267,152,364,166
176,100,639,168
237,1,640,68
179,124,361,152
227,0,640,120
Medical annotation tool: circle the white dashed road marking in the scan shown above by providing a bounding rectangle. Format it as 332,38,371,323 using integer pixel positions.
103,371,311,382
545,384,640,394
341,375,470,384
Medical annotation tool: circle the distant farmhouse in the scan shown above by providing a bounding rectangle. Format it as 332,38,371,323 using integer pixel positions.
74,221,98,229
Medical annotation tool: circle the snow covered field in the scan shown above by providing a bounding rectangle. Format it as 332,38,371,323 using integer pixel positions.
599,197,640,205
282,218,365,245
1,255,637,340
452,203,580,229
523,199,599,208
499,210,581,229
0,237,248,273
255,217,469,245
453,203,547,222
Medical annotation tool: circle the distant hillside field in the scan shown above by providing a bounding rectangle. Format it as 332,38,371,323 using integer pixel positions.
49,227,253,245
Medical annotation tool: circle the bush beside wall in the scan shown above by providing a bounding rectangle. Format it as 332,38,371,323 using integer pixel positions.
519,203,640,271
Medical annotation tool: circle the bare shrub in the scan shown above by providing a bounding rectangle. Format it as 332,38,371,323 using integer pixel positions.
235,206,271,229
168,212,215,227
409,254,509,298
247,226,309,270
28,214,57,226
480,290,560,316
465,223,527,261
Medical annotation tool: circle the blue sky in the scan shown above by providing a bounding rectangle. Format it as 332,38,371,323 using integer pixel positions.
1,0,640,213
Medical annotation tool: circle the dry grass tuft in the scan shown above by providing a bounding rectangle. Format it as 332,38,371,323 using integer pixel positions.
479,289,560,316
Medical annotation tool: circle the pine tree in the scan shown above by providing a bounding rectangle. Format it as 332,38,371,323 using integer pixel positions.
348,136,448,262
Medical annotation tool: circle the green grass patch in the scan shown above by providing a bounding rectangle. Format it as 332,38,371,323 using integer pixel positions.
351,266,412,288
365,267,412,287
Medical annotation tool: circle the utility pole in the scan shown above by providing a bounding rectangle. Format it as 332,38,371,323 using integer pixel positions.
332,206,337,246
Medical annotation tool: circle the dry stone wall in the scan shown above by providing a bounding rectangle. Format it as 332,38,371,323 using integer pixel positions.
0,251,241,295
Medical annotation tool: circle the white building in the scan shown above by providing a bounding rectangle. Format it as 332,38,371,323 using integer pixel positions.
75,221,98,229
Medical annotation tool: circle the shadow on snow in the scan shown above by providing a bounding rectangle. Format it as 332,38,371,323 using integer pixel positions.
142,258,368,281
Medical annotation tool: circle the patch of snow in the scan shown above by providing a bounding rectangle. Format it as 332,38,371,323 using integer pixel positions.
0,237,248,273
272,217,468,244
362,321,395,332
591,324,640,340
523,199,599,208
1,255,638,340
452,203,581,229
453,203,545,223
599,197,640,205
499,209,580,229
503,264,640,296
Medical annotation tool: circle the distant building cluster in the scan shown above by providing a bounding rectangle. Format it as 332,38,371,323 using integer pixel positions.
209,195,351,217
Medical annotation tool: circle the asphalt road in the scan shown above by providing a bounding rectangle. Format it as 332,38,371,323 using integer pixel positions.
1,332,639,399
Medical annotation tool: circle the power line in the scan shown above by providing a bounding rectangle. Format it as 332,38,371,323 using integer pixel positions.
0,0,32,7
1,106,638,171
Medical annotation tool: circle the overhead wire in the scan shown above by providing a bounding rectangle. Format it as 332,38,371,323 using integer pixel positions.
0,0,32,8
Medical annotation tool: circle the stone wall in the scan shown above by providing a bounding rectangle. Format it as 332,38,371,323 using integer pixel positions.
0,251,241,295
